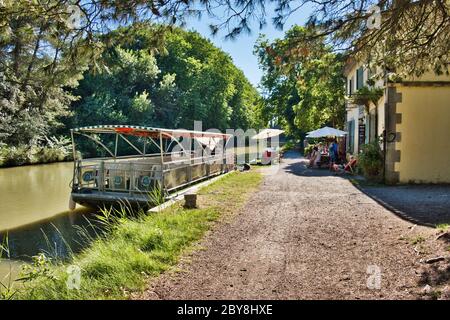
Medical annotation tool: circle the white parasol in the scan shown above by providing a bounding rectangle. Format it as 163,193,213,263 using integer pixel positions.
306,126,347,138
251,128,284,140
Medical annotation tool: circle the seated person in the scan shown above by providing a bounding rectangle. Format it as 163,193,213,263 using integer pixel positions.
333,156,357,174
344,157,357,173
308,146,321,167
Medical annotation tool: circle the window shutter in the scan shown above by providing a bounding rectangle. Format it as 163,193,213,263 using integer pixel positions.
356,67,364,90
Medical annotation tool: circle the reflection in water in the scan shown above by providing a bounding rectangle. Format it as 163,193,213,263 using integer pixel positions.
0,161,79,230
1,208,100,261
0,207,102,282
0,161,101,281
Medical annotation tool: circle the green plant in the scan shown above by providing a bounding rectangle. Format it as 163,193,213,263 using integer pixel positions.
36,136,71,163
348,86,384,108
358,141,384,179
148,185,166,208
0,136,71,167
1,145,33,166
436,224,449,232
17,253,56,283
281,141,295,152
14,171,262,299
410,235,425,245
304,144,314,157
0,235,18,300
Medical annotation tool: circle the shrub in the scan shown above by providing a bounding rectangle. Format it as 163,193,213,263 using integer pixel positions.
304,144,314,157
36,136,70,163
0,136,71,167
1,145,34,166
358,141,384,179
281,141,295,152
0,143,5,166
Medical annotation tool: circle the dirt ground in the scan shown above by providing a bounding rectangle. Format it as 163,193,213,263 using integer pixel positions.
138,152,450,300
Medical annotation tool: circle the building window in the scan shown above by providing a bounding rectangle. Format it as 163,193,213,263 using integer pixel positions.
348,78,353,95
356,67,364,90
347,120,355,154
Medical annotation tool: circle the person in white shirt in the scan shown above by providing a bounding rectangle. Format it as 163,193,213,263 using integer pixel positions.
308,146,321,168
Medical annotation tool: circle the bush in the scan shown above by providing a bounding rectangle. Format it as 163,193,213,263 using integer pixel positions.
36,136,70,163
304,144,314,157
1,145,34,166
0,136,71,167
281,141,295,152
358,141,383,179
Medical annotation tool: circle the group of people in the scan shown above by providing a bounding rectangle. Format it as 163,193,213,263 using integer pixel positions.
307,138,340,169
306,138,357,174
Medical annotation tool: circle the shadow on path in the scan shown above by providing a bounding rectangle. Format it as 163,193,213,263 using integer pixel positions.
281,151,450,227
358,184,450,227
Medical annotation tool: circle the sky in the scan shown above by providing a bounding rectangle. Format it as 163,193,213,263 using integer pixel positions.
184,3,314,88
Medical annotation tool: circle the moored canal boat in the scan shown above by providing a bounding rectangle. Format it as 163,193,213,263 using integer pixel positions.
69,125,234,209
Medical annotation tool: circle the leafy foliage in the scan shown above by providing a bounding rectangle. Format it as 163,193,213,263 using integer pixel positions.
358,140,384,179
0,136,71,167
0,0,102,147
1,19,263,163
255,26,345,137
4,1,443,76
348,86,384,108
66,26,263,134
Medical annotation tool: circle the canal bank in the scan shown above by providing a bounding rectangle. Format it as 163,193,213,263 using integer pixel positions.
5,171,261,299
0,161,99,283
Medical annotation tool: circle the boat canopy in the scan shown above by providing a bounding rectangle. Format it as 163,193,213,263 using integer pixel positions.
69,125,235,208
71,125,231,139
70,125,233,160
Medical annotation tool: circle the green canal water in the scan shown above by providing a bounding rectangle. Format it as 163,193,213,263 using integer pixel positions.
0,162,98,282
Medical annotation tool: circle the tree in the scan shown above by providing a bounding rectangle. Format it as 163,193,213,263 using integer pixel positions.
255,26,345,137
4,1,445,75
0,0,102,146
66,25,263,136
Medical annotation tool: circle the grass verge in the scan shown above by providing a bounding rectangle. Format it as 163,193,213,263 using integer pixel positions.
13,171,262,300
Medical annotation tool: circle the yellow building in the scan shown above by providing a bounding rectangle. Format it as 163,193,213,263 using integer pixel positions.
344,60,450,184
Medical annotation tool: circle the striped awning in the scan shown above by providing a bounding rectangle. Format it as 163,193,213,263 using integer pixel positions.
71,125,232,139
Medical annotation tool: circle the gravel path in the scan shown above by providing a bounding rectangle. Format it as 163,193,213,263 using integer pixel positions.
360,185,450,226
139,152,446,300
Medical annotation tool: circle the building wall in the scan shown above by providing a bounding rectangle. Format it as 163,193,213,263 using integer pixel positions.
345,61,385,155
377,97,385,137
346,106,360,153
344,56,450,184
393,85,450,183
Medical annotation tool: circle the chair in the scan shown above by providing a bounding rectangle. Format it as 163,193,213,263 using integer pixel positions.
344,158,357,174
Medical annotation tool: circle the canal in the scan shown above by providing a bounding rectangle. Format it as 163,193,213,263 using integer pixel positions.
0,162,98,282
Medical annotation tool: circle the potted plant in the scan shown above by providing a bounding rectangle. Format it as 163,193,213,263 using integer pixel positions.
358,140,384,181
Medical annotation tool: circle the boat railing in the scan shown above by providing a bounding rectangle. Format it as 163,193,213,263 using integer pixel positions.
73,151,234,195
